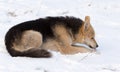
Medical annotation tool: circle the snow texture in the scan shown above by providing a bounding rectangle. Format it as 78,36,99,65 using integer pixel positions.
0,0,120,72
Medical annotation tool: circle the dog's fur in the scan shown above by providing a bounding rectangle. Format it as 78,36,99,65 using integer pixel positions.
5,16,98,58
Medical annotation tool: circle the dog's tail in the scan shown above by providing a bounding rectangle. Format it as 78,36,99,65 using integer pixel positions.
10,48,52,58
5,41,52,58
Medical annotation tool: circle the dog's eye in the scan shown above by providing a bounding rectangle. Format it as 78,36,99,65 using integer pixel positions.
91,37,94,39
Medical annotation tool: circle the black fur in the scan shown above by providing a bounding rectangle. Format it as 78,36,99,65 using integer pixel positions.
5,16,83,58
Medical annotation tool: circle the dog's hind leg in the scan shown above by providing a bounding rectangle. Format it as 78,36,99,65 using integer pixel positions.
12,30,51,58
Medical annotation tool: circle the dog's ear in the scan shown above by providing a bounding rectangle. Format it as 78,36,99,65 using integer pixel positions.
84,16,90,30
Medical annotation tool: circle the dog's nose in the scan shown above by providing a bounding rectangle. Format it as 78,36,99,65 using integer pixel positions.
96,44,99,48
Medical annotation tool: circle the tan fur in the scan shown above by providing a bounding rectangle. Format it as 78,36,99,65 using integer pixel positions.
50,24,92,54
13,16,98,54
83,16,98,49
13,30,42,52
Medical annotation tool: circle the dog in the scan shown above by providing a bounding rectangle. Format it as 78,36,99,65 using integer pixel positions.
5,16,98,58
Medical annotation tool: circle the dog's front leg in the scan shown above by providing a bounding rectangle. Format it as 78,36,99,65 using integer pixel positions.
53,25,92,54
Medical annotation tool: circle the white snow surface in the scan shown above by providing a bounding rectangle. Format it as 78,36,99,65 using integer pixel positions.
0,0,120,72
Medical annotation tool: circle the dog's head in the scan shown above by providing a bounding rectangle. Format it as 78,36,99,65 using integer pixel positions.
74,16,98,49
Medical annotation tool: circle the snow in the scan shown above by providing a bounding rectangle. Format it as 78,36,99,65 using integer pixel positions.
0,0,120,72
